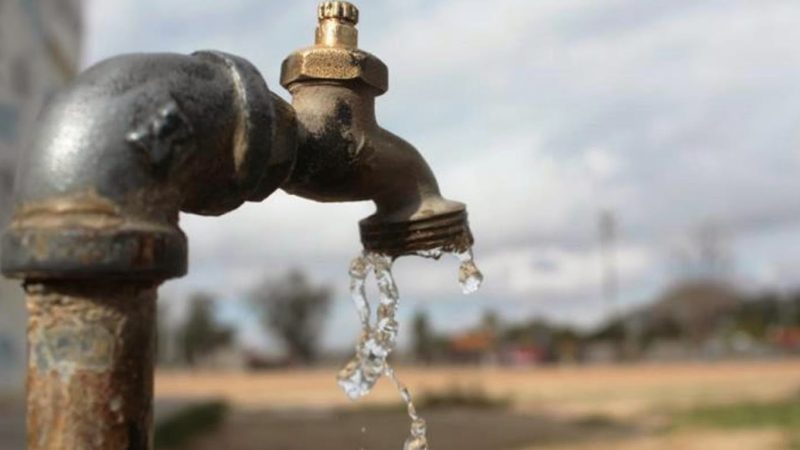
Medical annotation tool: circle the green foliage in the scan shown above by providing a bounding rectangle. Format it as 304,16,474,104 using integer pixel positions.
179,293,234,366
791,432,800,450
672,398,800,437
731,293,783,339
155,401,228,449
250,270,331,364
417,384,511,410
412,310,435,363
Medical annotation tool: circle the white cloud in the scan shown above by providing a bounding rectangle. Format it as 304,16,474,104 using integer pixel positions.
82,0,800,337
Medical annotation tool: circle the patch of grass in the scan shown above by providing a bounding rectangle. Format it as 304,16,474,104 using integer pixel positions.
673,400,800,430
416,384,511,410
573,414,621,428
155,400,229,449
790,432,800,450
348,384,511,414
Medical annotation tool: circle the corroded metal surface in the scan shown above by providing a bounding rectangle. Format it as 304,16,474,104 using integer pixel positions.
280,1,474,257
26,281,156,450
1,51,297,280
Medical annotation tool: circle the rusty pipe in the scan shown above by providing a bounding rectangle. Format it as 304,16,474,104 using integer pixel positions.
3,51,295,280
26,281,156,450
1,51,295,450
280,1,474,257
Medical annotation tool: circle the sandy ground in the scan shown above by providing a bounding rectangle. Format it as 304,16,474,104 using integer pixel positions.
534,429,790,450
155,359,800,449
190,408,637,450
156,359,800,417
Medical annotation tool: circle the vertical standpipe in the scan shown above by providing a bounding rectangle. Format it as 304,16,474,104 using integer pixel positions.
26,282,156,449
1,51,296,449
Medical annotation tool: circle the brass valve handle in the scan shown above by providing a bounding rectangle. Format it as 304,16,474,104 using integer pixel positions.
318,1,359,25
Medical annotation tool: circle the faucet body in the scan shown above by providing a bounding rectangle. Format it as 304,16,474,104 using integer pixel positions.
280,4,473,255
0,2,473,449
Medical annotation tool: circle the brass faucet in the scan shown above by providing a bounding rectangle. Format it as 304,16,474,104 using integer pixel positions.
281,1,474,256
0,3,474,449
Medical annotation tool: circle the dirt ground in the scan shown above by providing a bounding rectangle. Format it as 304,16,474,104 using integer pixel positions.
155,359,800,449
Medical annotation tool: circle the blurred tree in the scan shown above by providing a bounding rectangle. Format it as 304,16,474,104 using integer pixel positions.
670,222,733,281
156,302,171,366
412,310,435,364
481,310,500,335
251,270,331,365
732,292,781,339
650,279,740,346
481,310,501,356
179,293,235,367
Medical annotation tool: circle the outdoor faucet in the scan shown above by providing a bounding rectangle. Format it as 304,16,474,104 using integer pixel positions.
0,2,473,449
280,2,474,257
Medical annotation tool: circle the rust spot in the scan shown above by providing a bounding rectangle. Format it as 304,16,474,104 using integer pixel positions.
26,282,156,450
12,189,123,230
34,323,115,378
33,234,50,260
134,235,156,267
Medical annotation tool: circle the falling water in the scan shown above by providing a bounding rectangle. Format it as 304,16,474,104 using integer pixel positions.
338,246,483,449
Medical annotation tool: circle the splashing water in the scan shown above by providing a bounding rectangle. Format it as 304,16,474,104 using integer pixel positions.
338,252,400,399
338,246,483,449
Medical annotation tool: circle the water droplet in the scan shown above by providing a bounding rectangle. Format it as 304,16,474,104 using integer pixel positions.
403,433,429,450
455,248,484,294
410,418,427,437
416,247,444,260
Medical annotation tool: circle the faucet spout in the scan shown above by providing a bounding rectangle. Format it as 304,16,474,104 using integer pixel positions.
280,1,474,257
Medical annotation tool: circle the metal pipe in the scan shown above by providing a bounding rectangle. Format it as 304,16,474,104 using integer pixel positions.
26,281,156,450
3,50,295,280
2,51,296,449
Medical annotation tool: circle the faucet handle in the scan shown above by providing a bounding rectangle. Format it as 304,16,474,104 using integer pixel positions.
318,1,359,25
315,2,360,48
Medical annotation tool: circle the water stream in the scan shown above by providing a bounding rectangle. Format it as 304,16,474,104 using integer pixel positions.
338,247,484,449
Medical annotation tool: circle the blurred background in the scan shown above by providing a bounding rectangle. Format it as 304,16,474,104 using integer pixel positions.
2,0,800,449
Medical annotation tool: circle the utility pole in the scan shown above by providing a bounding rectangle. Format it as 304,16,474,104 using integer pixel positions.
599,210,618,322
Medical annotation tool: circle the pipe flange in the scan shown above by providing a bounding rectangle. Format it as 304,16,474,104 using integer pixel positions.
2,225,187,281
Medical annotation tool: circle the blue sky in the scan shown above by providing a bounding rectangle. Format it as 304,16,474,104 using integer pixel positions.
84,0,800,352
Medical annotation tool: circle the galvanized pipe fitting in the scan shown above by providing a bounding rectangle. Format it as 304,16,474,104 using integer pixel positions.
1,51,296,450
3,51,296,281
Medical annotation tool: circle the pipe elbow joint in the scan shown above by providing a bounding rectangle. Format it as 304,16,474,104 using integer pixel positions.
2,51,296,280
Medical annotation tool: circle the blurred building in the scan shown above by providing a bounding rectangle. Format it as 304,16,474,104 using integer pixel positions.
0,0,82,394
